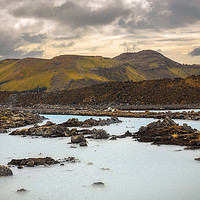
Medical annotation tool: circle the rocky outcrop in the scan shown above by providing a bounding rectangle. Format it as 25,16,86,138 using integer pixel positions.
70,129,109,144
91,129,109,139
8,157,79,167
16,189,27,193
8,157,59,167
0,165,13,176
10,121,71,138
79,142,88,147
0,110,44,131
61,117,121,127
133,117,200,147
71,135,86,143
92,182,105,186
10,118,110,140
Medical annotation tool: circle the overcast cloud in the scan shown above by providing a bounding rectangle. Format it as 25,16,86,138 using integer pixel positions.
189,47,200,57
0,0,200,64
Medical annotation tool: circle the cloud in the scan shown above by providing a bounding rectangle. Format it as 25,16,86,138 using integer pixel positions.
21,33,47,43
0,30,44,59
10,0,128,29
117,0,200,30
8,0,200,32
23,50,44,57
156,38,198,42
52,42,75,48
156,0,200,28
54,35,80,40
52,43,67,48
0,31,23,59
189,47,200,57
120,42,137,52
66,41,75,47
1,0,200,64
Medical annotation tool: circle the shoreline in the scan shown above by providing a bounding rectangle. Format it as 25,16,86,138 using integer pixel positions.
1,103,200,111
1,105,200,120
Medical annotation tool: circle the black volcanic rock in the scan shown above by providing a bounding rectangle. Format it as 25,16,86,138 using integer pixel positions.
0,165,13,176
8,157,59,167
92,182,105,186
133,117,200,147
71,135,86,143
3,75,200,106
0,110,44,130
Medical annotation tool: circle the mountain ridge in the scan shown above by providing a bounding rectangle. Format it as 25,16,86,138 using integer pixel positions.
0,50,200,92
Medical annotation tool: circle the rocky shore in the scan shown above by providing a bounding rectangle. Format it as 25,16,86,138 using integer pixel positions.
3,103,200,112
132,117,200,148
3,104,200,120
36,109,200,121
0,110,44,132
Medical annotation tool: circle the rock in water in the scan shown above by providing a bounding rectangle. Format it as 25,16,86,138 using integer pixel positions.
71,135,86,143
134,116,199,147
92,182,105,186
0,165,13,176
110,136,117,140
87,162,94,165
79,142,88,147
92,129,108,139
8,157,59,167
100,168,110,171
16,188,27,193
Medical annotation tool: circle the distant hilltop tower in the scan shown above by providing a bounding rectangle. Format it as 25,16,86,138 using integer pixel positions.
126,47,130,53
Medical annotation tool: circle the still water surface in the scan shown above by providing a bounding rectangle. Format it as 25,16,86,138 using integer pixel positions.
0,114,200,200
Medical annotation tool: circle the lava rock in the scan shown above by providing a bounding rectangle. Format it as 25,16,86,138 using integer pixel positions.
0,165,13,176
92,129,109,139
71,135,86,143
16,188,27,193
134,117,199,147
79,142,88,147
45,121,55,126
8,157,59,167
92,182,105,186
110,136,117,140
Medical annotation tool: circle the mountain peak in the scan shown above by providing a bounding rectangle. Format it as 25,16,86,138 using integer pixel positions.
114,50,164,61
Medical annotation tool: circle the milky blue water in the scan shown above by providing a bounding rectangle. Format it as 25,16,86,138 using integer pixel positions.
1,114,200,200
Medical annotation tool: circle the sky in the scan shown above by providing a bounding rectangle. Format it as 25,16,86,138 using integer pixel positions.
0,0,200,64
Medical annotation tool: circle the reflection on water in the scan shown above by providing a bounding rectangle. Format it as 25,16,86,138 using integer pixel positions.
1,114,200,200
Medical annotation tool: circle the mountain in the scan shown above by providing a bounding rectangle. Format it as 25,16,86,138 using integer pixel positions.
0,50,200,92
114,50,200,79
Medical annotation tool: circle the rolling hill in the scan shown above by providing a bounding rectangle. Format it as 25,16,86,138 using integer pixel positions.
0,50,200,92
